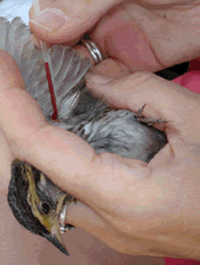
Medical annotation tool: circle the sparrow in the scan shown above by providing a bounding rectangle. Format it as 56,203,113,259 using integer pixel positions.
0,17,167,255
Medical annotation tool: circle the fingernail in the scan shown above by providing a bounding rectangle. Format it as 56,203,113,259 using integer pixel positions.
30,8,68,32
85,73,113,84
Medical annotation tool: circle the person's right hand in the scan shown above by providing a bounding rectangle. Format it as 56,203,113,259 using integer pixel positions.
29,0,200,77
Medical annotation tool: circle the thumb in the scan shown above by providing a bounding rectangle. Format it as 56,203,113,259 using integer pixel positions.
29,0,120,44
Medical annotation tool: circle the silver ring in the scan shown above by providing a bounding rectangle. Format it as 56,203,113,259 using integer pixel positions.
59,204,74,233
82,39,103,65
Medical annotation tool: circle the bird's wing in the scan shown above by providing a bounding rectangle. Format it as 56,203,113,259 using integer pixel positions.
0,17,91,119
0,17,31,65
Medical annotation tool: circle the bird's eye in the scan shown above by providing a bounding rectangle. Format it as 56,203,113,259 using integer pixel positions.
41,202,51,215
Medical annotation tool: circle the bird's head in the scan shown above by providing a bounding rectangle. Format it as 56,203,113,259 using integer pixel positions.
7,159,74,256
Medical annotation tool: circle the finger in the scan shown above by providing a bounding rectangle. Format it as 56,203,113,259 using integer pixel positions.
89,57,131,78
65,199,154,254
75,44,131,77
29,0,121,44
0,128,15,195
86,71,200,140
66,200,121,246
0,51,47,146
0,51,47,143
14,125,150,214
66,200,157,256
0,50,25,90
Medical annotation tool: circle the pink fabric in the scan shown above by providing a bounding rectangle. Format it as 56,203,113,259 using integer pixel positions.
165,258,200,265
165,58,200,265
173,58,200,94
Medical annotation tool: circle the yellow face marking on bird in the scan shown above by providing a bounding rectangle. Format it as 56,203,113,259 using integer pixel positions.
24,164,65,231
23,163,67,250
24,164,41,220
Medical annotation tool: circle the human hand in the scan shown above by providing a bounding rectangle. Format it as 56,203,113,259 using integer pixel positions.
1,48,200,259
29,0,200,76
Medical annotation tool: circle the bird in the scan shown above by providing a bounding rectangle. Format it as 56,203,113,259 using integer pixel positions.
1,17,167,256
8,159,75,256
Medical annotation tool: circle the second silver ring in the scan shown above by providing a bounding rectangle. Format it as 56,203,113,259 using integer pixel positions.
82,39,103,65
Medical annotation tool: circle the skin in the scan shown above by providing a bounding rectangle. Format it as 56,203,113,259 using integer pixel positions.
1,0,200,260
0,49,200,259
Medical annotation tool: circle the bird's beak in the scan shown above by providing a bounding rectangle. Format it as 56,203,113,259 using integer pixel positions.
21,161,70,255
45,221,69,256
43,197,70,256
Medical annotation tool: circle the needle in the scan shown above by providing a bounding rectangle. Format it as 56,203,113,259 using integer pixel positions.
33,0,58,120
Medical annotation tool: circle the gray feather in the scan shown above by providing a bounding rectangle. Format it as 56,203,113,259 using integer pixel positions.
0,17,167,162
0,17,9,50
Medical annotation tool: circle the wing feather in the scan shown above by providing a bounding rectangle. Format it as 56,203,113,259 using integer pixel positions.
0,17,91,119
0,17,9,50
